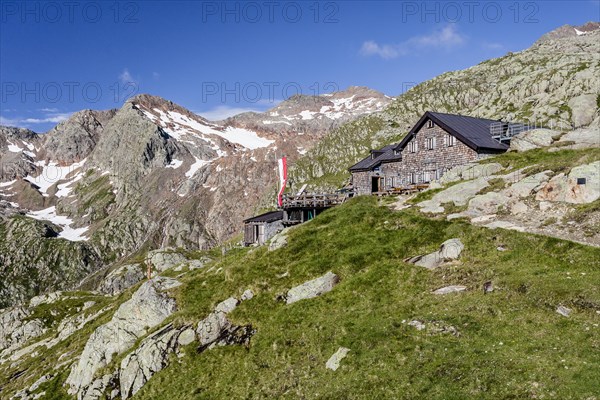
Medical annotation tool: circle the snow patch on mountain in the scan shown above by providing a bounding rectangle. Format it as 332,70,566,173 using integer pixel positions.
27,206,89,241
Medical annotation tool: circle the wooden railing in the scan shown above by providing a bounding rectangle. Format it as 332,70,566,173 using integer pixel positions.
282,193,348,209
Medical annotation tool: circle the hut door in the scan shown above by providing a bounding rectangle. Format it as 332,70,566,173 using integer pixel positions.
371,177,381,193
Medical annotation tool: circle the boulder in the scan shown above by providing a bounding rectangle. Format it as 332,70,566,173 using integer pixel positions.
405,239,464,270
510,129,562,152
535,161,600,203
98,264,145,296
269,228,290,251
66,277,181,397
241,289,254,301
146,249,187,272
285,272,340,304
325,347,350,371
433,285,467,295
568,94,597,128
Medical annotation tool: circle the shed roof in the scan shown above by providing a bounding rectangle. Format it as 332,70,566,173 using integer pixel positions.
396,111,509,152
243,210,283,223
348,144,396,172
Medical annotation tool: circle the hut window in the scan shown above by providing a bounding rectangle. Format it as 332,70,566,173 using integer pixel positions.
426,137,435,150
408,141,418,153
427,120,434,128
445,134,456,147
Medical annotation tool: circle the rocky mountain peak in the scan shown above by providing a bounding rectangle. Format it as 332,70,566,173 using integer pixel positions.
535,21,600,44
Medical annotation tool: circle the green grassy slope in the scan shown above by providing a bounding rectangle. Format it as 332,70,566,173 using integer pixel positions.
127,197,600,399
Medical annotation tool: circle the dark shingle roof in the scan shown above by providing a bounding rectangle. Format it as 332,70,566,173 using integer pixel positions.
244,210,283,223
396,111,509,152
348,144,396,172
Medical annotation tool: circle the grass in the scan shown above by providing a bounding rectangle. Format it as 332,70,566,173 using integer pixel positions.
118,196,600,400
481,147,600,175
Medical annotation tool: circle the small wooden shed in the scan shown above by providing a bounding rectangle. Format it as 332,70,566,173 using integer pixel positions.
243,210,284,246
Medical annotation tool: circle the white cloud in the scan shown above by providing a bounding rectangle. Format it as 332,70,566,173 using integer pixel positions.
39,107,59,112
196,105,266,121
21,113,72,124
360,41,405,59
0,111,73,128
119,68,136,84
360,24,467,60
482,42,505,51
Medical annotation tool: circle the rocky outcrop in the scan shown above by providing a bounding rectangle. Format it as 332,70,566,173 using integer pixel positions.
146,249,187,272
66,277,181,397
119,323,183,399
285,271,340,304
98,264,145,295
0,307,45,358
419,178,490,214
535,162,600,204
509,129,562,152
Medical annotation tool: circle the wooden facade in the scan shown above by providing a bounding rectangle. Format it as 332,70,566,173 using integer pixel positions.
281,193,348,225
243,211,284,246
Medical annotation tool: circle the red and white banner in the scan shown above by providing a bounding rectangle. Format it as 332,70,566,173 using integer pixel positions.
277,157,287,207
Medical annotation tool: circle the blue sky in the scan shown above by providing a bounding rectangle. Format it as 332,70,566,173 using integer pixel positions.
1,0,598,131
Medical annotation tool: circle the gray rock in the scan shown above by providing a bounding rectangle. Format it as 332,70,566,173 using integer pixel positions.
419,178,490,214
554,125,600,150
408,320,426,331
66,277,181,397
556,305,572,317
536,161,600,204
241,289,254,301
568,94,597,128
325,347,350,371
285,272,340,304
29,291,63,308
436,163,503,185
433,285,467,295
483,221,526,232
196,297,255,351
177,328,196,346
98,264,145,296
119,324,180,399
509,129,562,152
406,239,464,270
268,228,290,251
504,171,552,198
467,191,510,215
146,249,188,272
0,307,46,358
